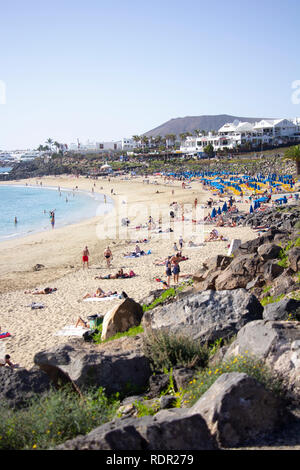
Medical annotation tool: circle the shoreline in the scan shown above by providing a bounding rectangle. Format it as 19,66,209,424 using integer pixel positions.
0,173,260,369
0,182,113,243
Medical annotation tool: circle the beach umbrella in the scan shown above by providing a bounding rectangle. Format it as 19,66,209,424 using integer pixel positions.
222,202,228,212
217,207,221,215
211,208,217,218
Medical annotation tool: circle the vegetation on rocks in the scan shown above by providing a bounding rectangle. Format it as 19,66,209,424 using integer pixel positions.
0,386,120,450
92,324,144,344
142,330,210,372
182,353,287,407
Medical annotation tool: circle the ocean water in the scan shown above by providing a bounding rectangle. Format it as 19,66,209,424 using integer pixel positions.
0,184,113,242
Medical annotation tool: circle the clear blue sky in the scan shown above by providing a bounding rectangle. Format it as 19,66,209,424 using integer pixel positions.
0,0,300,149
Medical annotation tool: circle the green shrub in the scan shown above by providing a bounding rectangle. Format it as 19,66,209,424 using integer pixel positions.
92,324,144,345
261,294,285,306
142,330,210,372
182,353,287,407
142,280,194,313
0,386,120,450
133,398,160,417
277,249,289,268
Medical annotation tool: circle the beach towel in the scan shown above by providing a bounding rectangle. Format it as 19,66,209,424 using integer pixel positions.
0,332,11,339
54,326,90,337
83,294,120,302
28,302,45,309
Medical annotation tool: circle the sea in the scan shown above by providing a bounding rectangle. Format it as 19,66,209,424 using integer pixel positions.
0,184,114,242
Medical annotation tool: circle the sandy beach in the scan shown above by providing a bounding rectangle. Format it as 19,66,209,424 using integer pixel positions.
0,174,259,369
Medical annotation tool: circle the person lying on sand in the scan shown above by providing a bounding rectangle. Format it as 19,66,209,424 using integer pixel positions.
82,287,118,299
24,287,57,294
205,230,228,242
94,269,136,280
75,317,90,328
216,216,225,227
205,229,219,241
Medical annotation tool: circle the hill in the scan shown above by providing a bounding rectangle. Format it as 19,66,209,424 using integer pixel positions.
143,114,273,138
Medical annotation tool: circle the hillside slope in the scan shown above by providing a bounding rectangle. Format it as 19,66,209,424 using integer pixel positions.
143,114,273,137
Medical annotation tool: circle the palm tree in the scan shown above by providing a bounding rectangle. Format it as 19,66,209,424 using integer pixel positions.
46,138,54,152
154,135,162,147
284,144,300,176
179,133,187,143
141,136,149,150
165,133,176,148
132,135,141,148
54,141,61,153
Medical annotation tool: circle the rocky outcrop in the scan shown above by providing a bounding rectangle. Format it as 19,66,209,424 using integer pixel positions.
263,298,300,321
188,372,288,448
192,225,299,300
142,289,263,345
0,366,52,409
34,335,151,395
224,320,300,395
56,408,217,450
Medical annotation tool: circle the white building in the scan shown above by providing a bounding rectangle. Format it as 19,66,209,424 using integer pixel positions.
180,118,300,155
69,140,122,151
121,138,136,150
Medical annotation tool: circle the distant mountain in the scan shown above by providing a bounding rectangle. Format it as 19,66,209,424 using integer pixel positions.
143,114,273,138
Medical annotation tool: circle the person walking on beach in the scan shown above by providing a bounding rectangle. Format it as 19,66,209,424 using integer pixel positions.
179,236,184,250
104,246,112,267
82,246,90,268
165,256,172,287
171,254,180,284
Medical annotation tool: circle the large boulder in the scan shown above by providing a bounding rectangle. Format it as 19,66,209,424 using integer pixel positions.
257,243,282,261
193,269,222,291
268,270,299,298
56,408,217,450
142,289,263,345
224,320,300,394
34,335,151,395
214,254,262,290
236,231,278,255
193,255,232,284
263,260,285,282
0,366,52,409
188,372,287,448
288,247,300,273
263,298,300,321
101,298,143,341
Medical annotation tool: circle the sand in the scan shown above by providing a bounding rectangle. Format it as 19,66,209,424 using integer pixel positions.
0,174,259,369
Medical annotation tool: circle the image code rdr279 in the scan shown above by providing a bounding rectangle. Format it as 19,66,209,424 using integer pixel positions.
105,454,194,466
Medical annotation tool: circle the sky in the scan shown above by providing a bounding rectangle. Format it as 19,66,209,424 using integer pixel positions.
0,0,300,150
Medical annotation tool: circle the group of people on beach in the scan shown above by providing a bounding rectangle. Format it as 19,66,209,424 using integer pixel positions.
82,246,113,268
